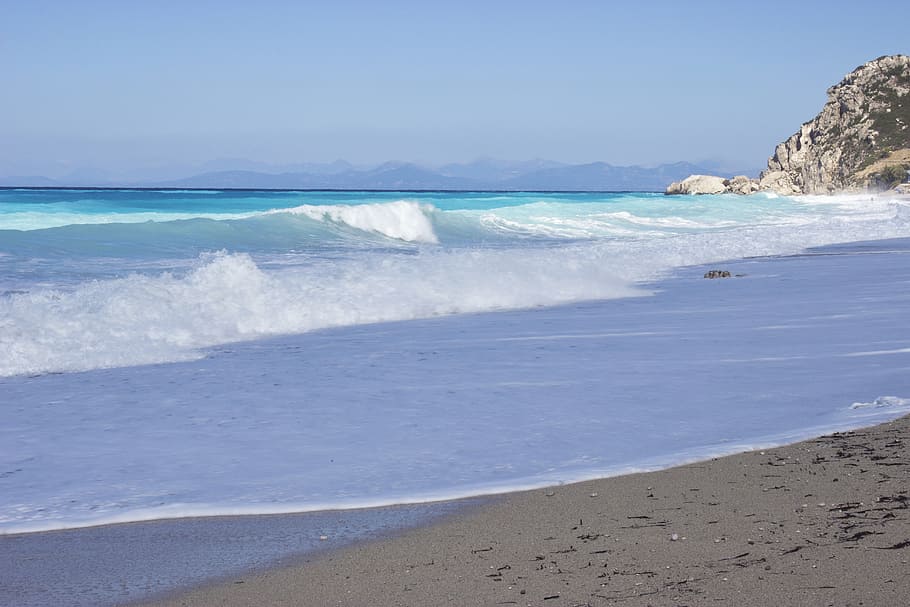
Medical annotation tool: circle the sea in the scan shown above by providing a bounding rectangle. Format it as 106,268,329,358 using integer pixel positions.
2,187,910,541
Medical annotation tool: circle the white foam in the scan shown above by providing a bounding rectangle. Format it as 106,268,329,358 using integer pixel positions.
4,194,910,378
0,248,642,377
850,395,910,409
460,194,908,242
601,211,739,229
477,213,640,238
843,348,910,357
276,200,439,243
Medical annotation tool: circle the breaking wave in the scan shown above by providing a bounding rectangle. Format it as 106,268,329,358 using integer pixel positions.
273,200,439,243
3,192,910,377
0,247,643,377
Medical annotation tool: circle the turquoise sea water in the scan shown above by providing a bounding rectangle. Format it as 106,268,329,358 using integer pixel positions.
1,188,908,376
2,187,910,540
1,187,902,290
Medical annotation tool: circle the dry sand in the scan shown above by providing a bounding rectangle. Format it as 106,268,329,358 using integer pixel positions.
142,414,910,606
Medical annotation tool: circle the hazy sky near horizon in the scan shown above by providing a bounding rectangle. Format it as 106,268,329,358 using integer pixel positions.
2,0,907,178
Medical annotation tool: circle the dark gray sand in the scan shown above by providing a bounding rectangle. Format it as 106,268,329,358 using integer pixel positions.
141,414,910,606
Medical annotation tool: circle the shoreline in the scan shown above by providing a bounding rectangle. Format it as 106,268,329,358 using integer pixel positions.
140,413,910,606
0,499,483,607
3,411,891,538
4,236,910,607
4,414,907,607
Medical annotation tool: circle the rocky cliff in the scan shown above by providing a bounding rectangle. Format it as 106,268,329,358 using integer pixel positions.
765,54,910,194
667,55,910,195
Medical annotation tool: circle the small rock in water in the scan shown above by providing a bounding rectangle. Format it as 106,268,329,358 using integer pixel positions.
704,270,732,279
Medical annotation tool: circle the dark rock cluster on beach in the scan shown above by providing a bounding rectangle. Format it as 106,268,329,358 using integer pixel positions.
703,270,731,279
667,54,910,196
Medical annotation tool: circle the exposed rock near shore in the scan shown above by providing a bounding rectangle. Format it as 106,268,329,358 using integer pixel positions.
664,174,728,195
667,55,910,196
665,174,759,196
726,174,759,195
757,170,800,196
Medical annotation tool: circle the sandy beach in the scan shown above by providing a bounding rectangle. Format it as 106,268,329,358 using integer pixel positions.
139,413,909,606
5,235,910,607
3,17,909,607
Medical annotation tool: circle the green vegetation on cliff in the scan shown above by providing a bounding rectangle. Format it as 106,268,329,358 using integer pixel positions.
764,54,909,193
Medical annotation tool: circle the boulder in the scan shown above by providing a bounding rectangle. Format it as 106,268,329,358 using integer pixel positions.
665,174,728,195
758,170,801,195
727,175,760,195
704,270,732,279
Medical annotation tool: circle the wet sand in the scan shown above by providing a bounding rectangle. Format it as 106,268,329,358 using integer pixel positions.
142,413,910,606
0,501,475,607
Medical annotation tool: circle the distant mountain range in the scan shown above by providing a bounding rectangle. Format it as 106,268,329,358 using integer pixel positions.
0,158,759,192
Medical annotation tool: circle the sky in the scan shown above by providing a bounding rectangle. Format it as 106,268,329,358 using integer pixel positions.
1,0,907,179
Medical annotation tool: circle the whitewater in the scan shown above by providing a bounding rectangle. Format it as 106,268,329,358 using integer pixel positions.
2,188,910,536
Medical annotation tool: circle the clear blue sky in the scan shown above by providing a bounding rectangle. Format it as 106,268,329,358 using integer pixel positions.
1,0,907,178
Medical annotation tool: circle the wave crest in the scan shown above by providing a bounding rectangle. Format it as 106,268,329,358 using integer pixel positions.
0,248,641,377
275,200,439,243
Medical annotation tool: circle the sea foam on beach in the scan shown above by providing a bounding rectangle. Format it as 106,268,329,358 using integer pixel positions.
2,191,908,378
2,188,910,534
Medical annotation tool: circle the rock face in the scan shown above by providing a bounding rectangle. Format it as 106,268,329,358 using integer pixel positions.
726,175,760,195
757,170,800,195
763,54,910,194
666,55,910,196
665,174,728,195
